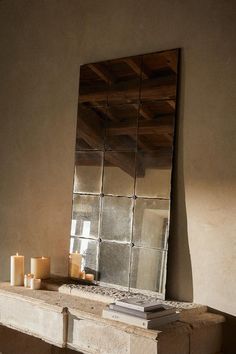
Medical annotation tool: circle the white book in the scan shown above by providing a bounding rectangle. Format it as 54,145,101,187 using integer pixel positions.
109,303,176,319
115,298,165,312
102,308,179,329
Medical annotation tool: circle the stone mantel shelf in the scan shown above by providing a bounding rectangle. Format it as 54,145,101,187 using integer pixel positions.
0,282,225,354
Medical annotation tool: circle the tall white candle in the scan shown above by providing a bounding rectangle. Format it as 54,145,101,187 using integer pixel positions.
10,253,24,286
31,257,50,279
69,251,82,278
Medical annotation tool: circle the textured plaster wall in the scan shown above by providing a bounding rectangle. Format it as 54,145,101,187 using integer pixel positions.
0,0,235,316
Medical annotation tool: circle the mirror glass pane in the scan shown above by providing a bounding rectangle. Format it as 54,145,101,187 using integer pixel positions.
70,49,179,297
103,151,135,196
135,150,173,198
107,55,142,106
133,198,170,249
100,196,133,242
76,104,106,150
99,242,130,286
70,237,99,277
74,151,103,194
105,104,138,151
71,195,100,239
130,247,167,293
79,63,108,107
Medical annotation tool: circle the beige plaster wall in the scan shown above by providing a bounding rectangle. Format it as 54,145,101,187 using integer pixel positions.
0,0,235,316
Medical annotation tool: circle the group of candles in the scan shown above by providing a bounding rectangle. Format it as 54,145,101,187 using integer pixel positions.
10,251,94,290
10,253,50,290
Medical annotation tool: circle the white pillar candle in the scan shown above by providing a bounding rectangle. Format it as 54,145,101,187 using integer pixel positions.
31,257,50,279
10,253,24,286
30,277,41,290
69,252,82,278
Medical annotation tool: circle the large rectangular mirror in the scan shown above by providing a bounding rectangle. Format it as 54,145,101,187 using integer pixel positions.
70,48,179,298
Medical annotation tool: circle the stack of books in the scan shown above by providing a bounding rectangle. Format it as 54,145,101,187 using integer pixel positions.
102,298,179,329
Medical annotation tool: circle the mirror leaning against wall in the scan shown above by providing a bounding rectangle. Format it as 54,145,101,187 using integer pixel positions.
70,48,179,298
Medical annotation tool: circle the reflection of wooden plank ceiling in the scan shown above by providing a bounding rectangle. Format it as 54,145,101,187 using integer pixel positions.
77,49,178,175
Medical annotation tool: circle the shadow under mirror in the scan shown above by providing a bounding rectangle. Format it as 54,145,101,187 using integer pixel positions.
70,48,179,296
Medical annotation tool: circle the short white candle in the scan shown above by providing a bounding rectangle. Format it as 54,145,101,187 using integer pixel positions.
69,251,82,278
10,253,24,286
85,273,94,282
31,256,50,279
24,274,34,288
30,277,41,290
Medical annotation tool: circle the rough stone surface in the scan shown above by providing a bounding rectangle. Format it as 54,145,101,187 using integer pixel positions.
0,285,67,347
59,283,206,312
190,323,223,354
157,322,190,354
0,283,225,354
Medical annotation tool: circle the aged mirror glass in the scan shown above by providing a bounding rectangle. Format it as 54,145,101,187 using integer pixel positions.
70,48,179,298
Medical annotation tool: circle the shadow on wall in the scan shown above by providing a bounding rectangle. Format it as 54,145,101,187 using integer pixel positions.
208,307,236,354
0,326,79,354
166,50,194,302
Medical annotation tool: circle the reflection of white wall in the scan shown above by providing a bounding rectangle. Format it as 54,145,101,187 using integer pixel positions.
136,169,171,198
71,219,77,235
141,209,168,248
135,210,168,291
135,249,162,292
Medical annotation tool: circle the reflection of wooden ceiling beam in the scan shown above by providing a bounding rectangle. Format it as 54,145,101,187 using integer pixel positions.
105,152,141,177
133,103,154,120
138,136,153,151
79,76,176,103
77,106,103,148
95,106,118,122
107,117,174,136
87,63,114,84
139,134,173,148
138,149,173,169
164,133,173,143
167,100,176,110
89,104,152,151
77,106,136,177
159,52,177,73
123,58,151,79
139,106,154,120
